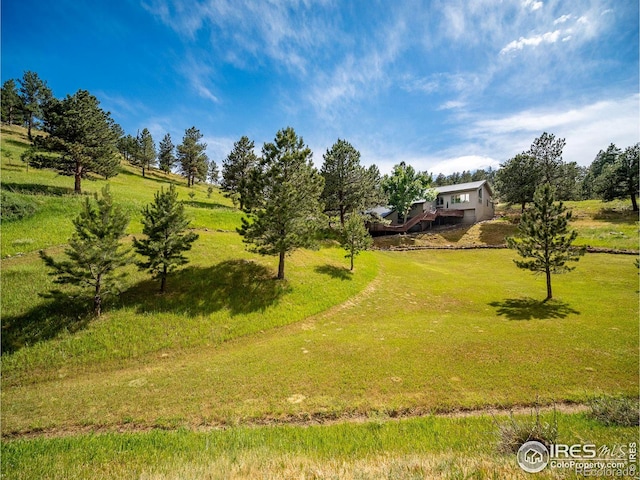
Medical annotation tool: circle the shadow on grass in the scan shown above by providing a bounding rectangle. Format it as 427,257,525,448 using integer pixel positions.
488,297,580,320
121,259,289,316
1,136,30,149
0,182,77,196
314,264,353,281
439,225,471,243
184,200,236,211
1,296,91,355
479,222,516,245
593,208,639,225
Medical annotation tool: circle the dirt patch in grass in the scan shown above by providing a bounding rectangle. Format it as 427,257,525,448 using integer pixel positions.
2,401,590,441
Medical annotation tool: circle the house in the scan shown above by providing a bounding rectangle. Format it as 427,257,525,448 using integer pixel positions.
369,180,494,234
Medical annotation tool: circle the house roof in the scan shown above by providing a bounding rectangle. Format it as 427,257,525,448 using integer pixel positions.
369,206,394,218
435,180,492,195
413,180,493,203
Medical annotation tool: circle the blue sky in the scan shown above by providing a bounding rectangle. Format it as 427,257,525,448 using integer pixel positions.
2,0,638,175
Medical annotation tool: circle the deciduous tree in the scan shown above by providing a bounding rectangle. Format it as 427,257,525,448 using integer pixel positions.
238,127,324,280
506,183,584,301
133,185,198,292
382,161,433,223
40,185,132,316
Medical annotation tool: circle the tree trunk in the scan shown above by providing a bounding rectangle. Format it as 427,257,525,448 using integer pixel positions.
350,252,354,271
160,265,167,293
94,277,102,316
27,115,33,140
277,251,286,280
545,266,552,301
339,207,345,226
142,166,146,178
630,192,638,212
521,201,526,212
74,162,82,193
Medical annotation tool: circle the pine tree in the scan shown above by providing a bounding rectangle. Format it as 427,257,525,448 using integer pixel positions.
133,185,198,292
209,159,219,185
177,127,208,187
158,133,176,174
320,139,385,226
238,127,324,280
221,136,258,210
40,185,132,316
1,79,23,125
340,212,373,271
594,143,639,211
495,153,540,211
528,132,565,186
133,128,156,177
507,183,585,301
18,71,52,139
28,89,121,193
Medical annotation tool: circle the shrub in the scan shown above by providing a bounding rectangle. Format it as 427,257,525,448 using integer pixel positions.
495,407,558,454
589,395,639,427
0,191,39,221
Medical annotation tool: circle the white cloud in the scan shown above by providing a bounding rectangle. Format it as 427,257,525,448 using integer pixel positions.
554,14,572,24
470,94,640,166
500,30,561,54
429,155,500,175
523,0,543,11
438,100,467,110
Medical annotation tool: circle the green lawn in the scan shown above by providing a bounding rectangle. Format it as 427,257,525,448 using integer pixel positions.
1,126,638,478
3,412,636,479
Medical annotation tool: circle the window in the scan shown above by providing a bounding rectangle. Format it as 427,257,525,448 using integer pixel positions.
478,188,482,203
436,196,444,206
451,193,469,204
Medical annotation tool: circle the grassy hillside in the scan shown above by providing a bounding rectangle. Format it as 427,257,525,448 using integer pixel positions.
1,125,638,478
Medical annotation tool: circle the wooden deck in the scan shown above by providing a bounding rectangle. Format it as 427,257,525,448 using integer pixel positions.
369,208,464,233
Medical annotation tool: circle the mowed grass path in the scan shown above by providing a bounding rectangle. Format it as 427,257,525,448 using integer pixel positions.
2,248,636,435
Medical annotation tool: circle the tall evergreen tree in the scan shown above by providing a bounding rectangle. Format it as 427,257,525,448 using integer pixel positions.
1,79,23,125
18,71,52,139
133,128,156,177
133,185,198,292
382,161,433,223
495,153,540,211
177,127,208,187
117,134,138,164
221,136,259,210
506,184,584,301
340,212,373,271
40,185,132,316
594,143,640,211
582,144,621,199
28,90,121,193
158,133,177,174
238,127,324,280
528,132,565,186
320,139,385,225
209,159,219,185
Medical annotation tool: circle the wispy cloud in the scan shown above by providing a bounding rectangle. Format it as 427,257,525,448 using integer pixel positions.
500,30,561,54
523,0,544,12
